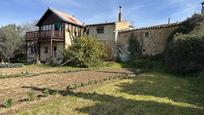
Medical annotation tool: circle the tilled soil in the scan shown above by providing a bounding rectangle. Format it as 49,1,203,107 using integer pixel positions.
0,67,134,113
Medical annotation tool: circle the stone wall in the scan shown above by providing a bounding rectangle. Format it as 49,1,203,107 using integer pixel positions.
39,42,64,63
117,24,180,57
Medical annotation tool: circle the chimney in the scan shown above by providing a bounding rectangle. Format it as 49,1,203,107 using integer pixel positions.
202,1,204,14
118,6,122,22
168,18,171,24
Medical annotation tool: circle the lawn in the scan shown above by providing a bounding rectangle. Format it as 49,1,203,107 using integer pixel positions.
17,71,204,115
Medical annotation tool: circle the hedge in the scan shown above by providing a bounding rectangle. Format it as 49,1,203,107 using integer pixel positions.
0,63,23,68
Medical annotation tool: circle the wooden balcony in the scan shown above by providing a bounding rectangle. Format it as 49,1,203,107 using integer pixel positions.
26,30,65,42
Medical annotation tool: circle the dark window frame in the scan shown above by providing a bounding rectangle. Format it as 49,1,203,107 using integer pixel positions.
96,26,104,34
44,47,48,53
54,46,57,57
145,32,149,38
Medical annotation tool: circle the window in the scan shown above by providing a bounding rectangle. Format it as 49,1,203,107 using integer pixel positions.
97,26,104,34
54,46,57,57
44,47,48,53
48,25,52,30
41,25,53,30
144,32,149,38
31,47,36,55
54,46,57,51
87,29,89,34
55,22,61,31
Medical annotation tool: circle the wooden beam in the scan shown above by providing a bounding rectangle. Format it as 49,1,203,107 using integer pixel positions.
50,31,53,62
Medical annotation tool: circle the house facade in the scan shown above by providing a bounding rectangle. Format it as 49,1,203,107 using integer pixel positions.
26,8,84,63
86,21,131,59
116,23,180,60
26,3,204,63
26,7,132,63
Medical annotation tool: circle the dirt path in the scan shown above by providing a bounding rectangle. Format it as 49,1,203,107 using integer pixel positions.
0,67,133,110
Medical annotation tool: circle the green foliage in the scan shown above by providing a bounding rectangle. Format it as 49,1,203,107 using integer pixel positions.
165,14,204,74
0,24,25,62
128,33,142,58
64,35,105,68
51,90,59,95
43,89,50,97
130,58,153,69
27,91,37,101
3,99,13,108
21,71,30,76
18,72,204,115
165,34,204,74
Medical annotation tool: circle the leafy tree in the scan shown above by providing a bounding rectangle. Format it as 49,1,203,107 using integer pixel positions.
64,35,105,68
0,24,24,62
166,34,204,74
165,14,204,74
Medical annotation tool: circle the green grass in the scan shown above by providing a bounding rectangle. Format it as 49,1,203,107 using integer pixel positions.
101,62,132,68
17,72,204,115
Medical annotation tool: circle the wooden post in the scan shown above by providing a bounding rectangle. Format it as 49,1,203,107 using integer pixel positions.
50,30,53,63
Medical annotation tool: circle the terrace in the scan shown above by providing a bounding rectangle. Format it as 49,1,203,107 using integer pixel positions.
26,30,65,42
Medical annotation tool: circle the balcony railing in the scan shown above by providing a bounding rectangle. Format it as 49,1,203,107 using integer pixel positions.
26,30,64,41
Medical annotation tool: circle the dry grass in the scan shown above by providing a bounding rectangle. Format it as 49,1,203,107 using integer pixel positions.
16,72,204,115
0,65,133,114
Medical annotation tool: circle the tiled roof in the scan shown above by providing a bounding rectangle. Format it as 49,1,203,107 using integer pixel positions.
119,22,181,32
86,22,115,26
50,8,83,26
36,8,83,26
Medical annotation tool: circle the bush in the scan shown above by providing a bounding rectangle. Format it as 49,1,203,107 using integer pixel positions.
64,35,105,68
3,99,13,108
165,34,204,74
129,58,153,69
0,63,23,68
27,91,37,101
165,14,204,74
43,89,50,97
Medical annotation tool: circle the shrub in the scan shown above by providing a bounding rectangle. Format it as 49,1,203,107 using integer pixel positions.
94,80,97,84
64,35,105,68
66,85,72,91
51,90,59,95
130,58,153,69
27,91,37,101
3,99,13,108
21,71,30,76
43,89,50,97
80,83,85,87
164,14,204,74
165,34,204,74
0,63,23,68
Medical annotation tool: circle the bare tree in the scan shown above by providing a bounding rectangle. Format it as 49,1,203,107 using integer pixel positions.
20,20,38,35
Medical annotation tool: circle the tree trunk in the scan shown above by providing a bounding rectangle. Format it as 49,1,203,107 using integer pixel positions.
7,57,10,63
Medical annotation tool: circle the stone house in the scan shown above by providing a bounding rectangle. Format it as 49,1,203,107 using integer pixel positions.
117,23,180,60
26,2,204,63
86,21,131,59
26,8,84,63
26,6,132,63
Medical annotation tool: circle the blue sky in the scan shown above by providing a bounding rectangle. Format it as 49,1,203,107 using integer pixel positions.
0,0,202,27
